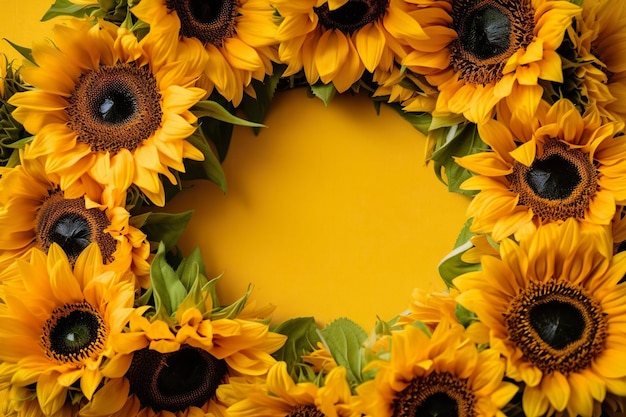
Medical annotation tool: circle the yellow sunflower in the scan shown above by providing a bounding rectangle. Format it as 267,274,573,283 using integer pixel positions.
8,17,206,207
272,0,429,93
356,320,517,417
0,157,150,288
402,0,580,124
455,98,626,242
131,0,279,107
564,0,626,130
454,219,626,417
225,361,359,417
0,243,139,416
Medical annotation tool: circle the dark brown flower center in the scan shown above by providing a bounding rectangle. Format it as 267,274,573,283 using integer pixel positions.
287,405,325,417
167,0,238,46
504,280,607,374
126,345,228,412
393,371,475,417
42,301,109,365
450,0,535,84
68,62,162,153
508,139,598,222
314,0,388,35
36,190,117,265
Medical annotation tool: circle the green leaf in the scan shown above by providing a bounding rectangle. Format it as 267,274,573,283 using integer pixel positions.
192,100,265,128
150,243,187,322
139,211,194,253
176,247,207,289
272,317,323,380
3,40,34,64
429,123,487,195
437,242,482,288
241,65,285,133
386,103,432,136
319,318,368,387
210,284,253,320
40,0,99,21
310,82,336,106
455,304,478,328
186,130,227,192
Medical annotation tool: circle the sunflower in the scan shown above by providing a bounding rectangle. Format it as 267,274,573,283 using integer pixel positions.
131,0,279,107
454,219,626,417
356,320,517,417
455,98,626,242
272,0,430,93
0,243,139,416
225,361,359,417
563,0,626,130
0,157,150,288
8,17,206,207
401,0,580,125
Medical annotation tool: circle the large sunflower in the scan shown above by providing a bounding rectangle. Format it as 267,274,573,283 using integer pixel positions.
563,0,626,129
0,157,150,288
402,0,580,124
272,0,429,93
8,17,206,207
454,219,626,417
356,320,517,417
131,0,279,106
0,243,139,416
225,361,359,417
455,98,626,242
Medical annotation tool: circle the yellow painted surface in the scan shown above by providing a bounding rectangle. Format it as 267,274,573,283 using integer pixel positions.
1,0,471,329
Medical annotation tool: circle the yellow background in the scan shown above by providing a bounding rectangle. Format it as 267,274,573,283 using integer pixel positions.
1,0,471,329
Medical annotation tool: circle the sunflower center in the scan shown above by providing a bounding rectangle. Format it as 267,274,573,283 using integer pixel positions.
505,280,607,374
68,63,162,154
36,190,117,265
314,0,389,35
287,405,325,417
42,302,109,365
167,0,238,46
508,139,598,222
393,372,475,417
126,346,228,412
450,0,535,84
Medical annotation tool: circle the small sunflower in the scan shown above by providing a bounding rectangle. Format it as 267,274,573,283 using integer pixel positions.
8,17,206,207
454,219,626,417
131,0,279,106
356,320,517,417
226,361,359,417
455,98,626,242
108,245,287,417
0,243,139,416
272,0,429,93
402,0,580,124
0,158,150,288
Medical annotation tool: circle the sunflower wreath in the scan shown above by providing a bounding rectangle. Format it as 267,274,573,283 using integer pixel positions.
1,0,626,417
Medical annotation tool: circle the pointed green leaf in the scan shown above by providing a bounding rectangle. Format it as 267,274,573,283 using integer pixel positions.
139,211,193,253
210,284,253,320
310,82,336,106
3,40,34,64
40,0,99,21
150,243,187,323
319,318,368,387
387,103,432,136
185,130,227,193
241,66,285,133
272,317,323,380
176,247,207,290
192,100,265,128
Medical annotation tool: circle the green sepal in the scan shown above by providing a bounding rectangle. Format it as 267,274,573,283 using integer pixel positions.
271,317,323,381
185,129,227,193
309,82,336,106
40,0,100,21
319,318,368,388
192,100,265,128
130,211,193,253
438,218,482,288
429,122,487,195
455,303,479,328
